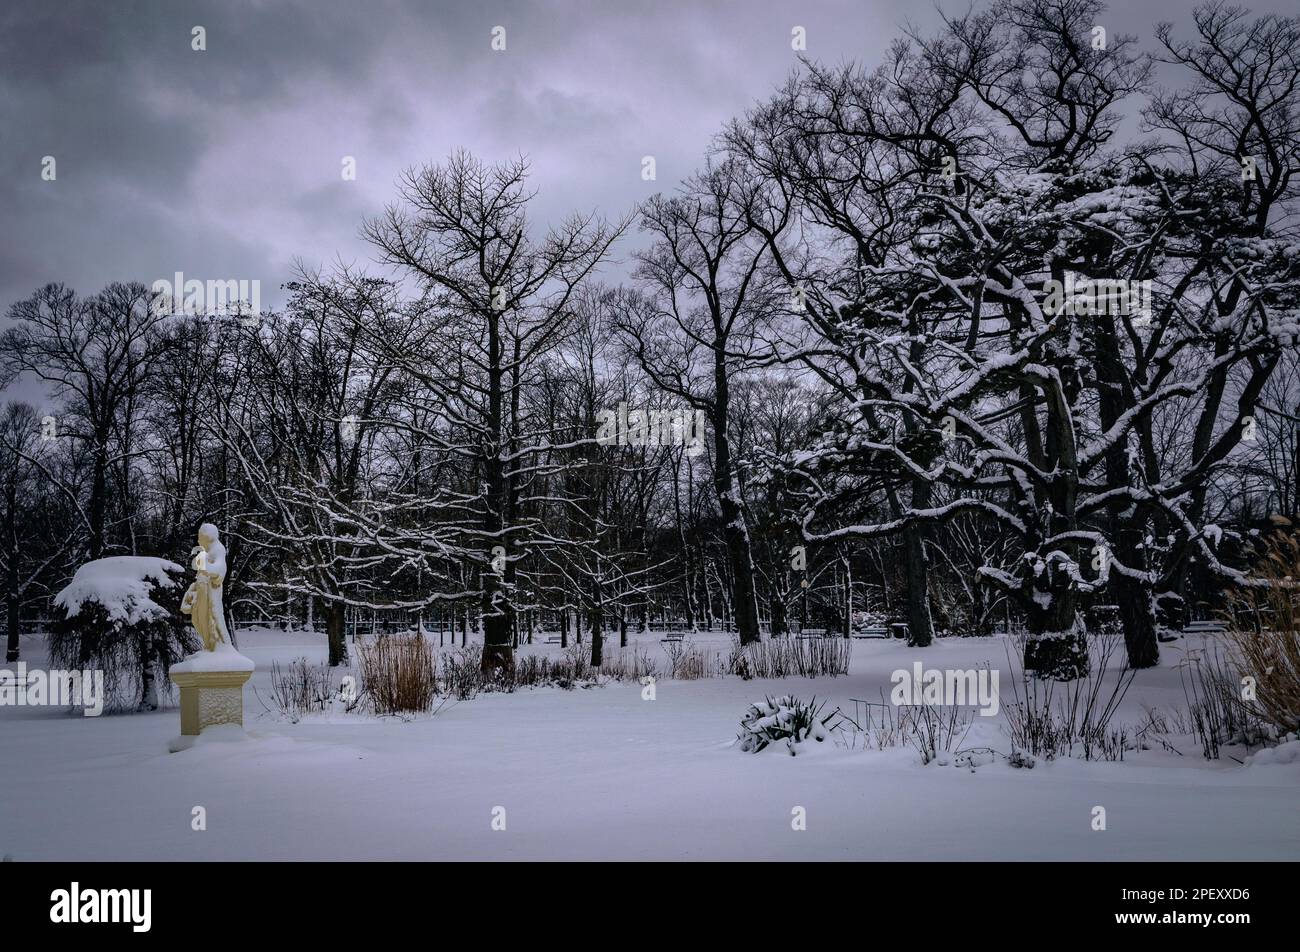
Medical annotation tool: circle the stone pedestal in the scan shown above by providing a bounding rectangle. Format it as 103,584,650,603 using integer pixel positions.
171,669,253,735
168,643,255,742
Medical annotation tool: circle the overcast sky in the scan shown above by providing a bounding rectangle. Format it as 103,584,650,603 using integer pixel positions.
1,0,1291,330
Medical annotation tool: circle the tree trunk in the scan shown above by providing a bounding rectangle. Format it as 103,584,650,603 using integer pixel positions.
898,474,936,646
4,595,17,662
1023,569,1088,679
1094,312,1160,669
1113,529,1159,668
842,555,853,638
769,586,787,639
327,600,348,667
1116,576,1158,668
882,468,934,647
88,439,109,560
1023,341,1088,681
682,570,696,632
716,475,760,644
589,604,603,667
480,589,514,680
138,627,159,710
903,523,934,646
4,474,18,662
5,534,18,661
712,348,761,644
479,306,515,679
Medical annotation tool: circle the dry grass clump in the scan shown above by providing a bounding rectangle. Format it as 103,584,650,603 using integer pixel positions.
726,636,851,679
1225,532,1300,734
358,632,438,714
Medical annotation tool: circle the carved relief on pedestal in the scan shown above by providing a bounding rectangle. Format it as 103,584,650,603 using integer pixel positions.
198,686,244,729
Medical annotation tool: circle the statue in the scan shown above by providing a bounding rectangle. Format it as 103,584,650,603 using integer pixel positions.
180,523,232,652
169,522,252,747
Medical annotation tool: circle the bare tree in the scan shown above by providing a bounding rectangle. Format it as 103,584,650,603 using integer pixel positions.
359,152,625,675
616,162,783,645
1,282,173,559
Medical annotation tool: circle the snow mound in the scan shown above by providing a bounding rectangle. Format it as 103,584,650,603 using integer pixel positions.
167,723,249,754
1245,739,1300,767
53,557,183,626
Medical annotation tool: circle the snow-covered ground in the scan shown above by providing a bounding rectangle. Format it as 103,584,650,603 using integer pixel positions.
1,628,1296,860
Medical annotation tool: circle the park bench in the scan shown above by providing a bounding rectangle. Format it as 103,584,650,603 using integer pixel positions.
660,633,685,643
544,636,561,645
795,628,828,640
853,626,891,639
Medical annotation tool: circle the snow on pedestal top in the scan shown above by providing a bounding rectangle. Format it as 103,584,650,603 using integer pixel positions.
171,641,255,674
52,556,183,626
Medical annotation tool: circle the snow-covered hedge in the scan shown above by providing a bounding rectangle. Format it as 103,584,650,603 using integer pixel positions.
50,557,195,712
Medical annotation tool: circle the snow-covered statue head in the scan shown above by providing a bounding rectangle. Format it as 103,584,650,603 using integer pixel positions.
180,523,231,651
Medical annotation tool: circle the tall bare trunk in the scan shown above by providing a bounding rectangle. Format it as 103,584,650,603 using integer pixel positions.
327,600,347,667
6,593,20,663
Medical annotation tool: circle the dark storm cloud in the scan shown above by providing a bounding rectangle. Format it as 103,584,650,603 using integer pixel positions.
0,0,409,307
0,0,916,317
3,0,1286,338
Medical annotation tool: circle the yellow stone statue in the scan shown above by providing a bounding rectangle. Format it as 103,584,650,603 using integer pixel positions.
169,522,252,746
180,523,232,651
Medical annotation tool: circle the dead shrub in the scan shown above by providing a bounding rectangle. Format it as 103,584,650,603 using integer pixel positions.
358,632,437,714
598,647,657,681
1001,632,1137,761
664,638,720,679
264,657,340,720
727,636,851,679
440,644,484,699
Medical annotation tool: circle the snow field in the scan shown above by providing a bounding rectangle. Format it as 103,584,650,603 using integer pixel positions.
1,627,1296,860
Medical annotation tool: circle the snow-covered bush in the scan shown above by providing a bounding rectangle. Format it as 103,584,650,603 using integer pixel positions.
50,556,193,712
737,695,832,755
